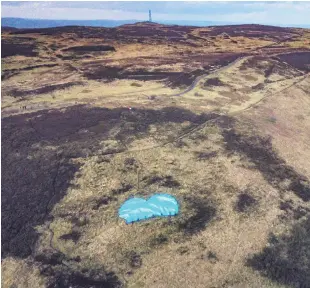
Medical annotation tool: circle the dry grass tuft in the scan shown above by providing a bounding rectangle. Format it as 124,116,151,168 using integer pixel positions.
2,23,310,288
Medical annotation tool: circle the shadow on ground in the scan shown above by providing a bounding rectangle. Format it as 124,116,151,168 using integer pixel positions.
222,128,310,201
177,194,217,235
219,120,310,287
2,104,219,285
247,216,310,288
3,105,309,286
2,105,217,258
46,266,122,288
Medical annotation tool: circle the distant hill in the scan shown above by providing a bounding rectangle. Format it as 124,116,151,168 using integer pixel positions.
1,17,224,29
1,26,18,32
1,18,139,28
0,17,243,29
1,17,309,29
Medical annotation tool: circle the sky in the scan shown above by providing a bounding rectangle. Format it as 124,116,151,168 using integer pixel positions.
1,1,310,26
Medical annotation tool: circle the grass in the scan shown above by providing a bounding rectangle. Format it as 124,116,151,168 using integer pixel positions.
247,217,310,287
7,113,279,286
2,23,310,288
3,80,309,288
1,258,47,288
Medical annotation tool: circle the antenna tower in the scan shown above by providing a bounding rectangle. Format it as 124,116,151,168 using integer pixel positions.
149,10,152,22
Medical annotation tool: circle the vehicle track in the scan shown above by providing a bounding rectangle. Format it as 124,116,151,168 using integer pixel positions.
100,72,309,157
43,67,310,264
170,56,247,97
13,36,308,260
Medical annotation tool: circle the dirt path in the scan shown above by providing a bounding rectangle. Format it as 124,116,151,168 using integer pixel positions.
170,56,248,97
100,71,309,157
230,72,309,116
166,33,302,98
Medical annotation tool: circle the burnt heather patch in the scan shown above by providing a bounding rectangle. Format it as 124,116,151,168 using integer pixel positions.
222,128,310,201
2,105,218,258
62,45,116,53
195,151,218,161
83,65,184,84
143,175,181,188
206,24,296,40
177,195,217,236
1,37,39,58
1,145,79,258
126,251,143,269
2,63,59,81
247,216,310,288
277,52,310,72
45,266,122,288
279,200,310,221
9,81,84,97
235,193,258,213
204,77,224,87
93,196,116,210
34,244,122,287
59,231,81,243
2,105,218,286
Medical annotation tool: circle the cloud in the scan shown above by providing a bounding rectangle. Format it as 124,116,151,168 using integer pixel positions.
1,3,147,20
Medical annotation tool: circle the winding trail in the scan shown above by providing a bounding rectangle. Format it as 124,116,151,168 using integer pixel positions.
170,56,247,97
98,73,309,158
39,53,310,271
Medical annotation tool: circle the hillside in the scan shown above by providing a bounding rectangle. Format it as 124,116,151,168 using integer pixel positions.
1,23,310,288
1,17,139,29
2,17,310,29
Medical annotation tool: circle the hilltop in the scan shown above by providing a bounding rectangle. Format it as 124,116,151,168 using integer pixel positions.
2,17,310,29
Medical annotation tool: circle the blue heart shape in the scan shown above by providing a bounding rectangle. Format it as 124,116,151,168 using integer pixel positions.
118,193,179,224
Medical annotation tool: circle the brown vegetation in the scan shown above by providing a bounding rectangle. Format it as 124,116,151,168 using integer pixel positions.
2,22,310,288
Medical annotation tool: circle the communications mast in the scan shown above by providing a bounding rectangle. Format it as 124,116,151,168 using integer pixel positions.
149,10,152,22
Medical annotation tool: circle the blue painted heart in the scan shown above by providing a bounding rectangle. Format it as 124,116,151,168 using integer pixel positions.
118,193,179,224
